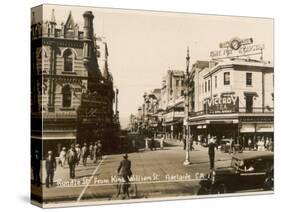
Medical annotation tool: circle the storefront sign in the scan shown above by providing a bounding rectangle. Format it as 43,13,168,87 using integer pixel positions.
205,95,239,114
256,124,273,132
240,124,255,133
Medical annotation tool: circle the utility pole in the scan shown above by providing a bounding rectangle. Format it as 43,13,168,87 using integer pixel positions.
183,47,191,166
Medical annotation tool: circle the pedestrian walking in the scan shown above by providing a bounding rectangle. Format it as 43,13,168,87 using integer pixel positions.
31,149,41,187
248,137,252,151
59,147,66,167
93,142,98,163
160,135,164,150
75,144,81,165
97,140,102,161
89,142,94,160
45,151,57,188
67,144,78,179
257,137,265,151
207,137,217,170
81,142,88,166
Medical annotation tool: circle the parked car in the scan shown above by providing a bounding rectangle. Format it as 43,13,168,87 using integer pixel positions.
197,151,273,195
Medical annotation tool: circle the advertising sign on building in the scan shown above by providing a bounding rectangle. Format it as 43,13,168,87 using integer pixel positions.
210,37,265,60
205,95,239,114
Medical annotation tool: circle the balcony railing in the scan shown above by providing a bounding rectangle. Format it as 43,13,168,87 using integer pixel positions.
190,107,274,117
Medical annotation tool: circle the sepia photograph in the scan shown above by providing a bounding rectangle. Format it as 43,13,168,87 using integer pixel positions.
30,4,274,208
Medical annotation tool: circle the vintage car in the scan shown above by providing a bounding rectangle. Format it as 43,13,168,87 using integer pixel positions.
197,151,273,195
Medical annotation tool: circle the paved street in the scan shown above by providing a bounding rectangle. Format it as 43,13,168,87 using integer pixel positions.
33,143,233,205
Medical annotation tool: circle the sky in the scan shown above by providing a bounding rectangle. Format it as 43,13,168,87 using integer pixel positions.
33,4,274,128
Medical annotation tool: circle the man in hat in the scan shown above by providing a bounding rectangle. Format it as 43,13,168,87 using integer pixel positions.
67,144,78,179
117,154,132,197
45,151,57,188
207,136,218,170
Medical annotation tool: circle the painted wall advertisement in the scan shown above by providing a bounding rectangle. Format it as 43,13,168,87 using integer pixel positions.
205,95,239,114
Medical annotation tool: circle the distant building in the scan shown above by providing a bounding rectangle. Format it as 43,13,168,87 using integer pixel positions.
160,70,185,139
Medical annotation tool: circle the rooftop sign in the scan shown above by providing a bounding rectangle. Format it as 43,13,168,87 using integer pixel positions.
210,37,264,60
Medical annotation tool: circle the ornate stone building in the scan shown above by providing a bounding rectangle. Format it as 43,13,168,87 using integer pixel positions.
31,9,117,156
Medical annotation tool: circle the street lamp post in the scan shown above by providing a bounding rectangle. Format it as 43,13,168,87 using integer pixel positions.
183,46,191,166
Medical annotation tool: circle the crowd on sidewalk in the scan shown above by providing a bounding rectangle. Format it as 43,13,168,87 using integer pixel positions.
31,141,103,188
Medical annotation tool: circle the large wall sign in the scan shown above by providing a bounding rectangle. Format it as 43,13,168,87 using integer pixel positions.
205,95,239,114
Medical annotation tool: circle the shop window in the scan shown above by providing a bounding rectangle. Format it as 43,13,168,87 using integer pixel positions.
62,85,72,107
246,72,252,86
224,72,230,85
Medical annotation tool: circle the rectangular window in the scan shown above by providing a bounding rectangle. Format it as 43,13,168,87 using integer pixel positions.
208,80,210,91
205,81,207,93
224,72,230,85
176,80,179,86
246,73,252,86
215,76,217,88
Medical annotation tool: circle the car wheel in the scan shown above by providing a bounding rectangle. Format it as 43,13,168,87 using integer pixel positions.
263,177,274,191
197,186,209,195
211,183,228,194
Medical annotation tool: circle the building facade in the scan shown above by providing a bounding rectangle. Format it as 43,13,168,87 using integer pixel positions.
189,58,274,147
161,70,185,139
31,9,117,156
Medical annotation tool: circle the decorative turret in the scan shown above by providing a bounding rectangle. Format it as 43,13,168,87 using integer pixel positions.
49,9,56,37
82,11,101,83
83,11,94,66
102,42,110,80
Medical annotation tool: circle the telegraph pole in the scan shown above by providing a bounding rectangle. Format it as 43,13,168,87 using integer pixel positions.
183,47,191,166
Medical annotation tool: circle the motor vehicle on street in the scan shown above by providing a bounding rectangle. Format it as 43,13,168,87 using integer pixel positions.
197,151,274,195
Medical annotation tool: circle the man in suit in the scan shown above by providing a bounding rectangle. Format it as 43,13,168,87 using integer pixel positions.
32,149,41,187
67,144,78,179
45,151,57,188
207,136,218,170
117,154,132,197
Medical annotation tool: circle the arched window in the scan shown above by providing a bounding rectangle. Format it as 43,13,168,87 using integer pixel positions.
64,49,73,72
62,85,72,107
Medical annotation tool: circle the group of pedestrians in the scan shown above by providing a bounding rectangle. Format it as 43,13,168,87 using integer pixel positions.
247,136,273,151
31,141,104,188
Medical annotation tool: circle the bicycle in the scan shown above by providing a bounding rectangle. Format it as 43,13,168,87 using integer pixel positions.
115,175,138,200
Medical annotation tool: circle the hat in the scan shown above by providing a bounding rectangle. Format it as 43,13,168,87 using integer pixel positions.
123,153,128,159
62,147,66,150
48,151,52,155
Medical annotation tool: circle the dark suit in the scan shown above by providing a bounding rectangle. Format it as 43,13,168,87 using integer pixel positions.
208,142,217,169
45,155,57,187
117,159,132,183
32,152,41,186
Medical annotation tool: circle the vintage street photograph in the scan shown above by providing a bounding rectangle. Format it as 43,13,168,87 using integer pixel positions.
31,4,274,208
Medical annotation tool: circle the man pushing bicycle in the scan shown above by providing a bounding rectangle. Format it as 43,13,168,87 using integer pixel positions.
117,153,132,198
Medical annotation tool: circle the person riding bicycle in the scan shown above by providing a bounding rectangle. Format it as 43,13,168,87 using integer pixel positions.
117,154,132,197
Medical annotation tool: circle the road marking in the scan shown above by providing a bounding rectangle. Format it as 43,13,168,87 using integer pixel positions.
76,156,107,202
